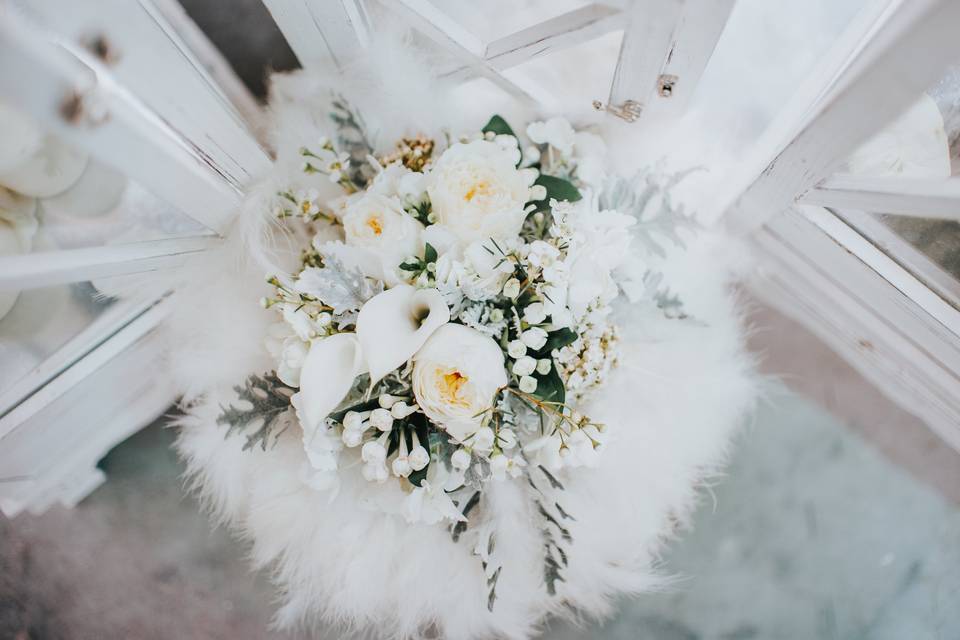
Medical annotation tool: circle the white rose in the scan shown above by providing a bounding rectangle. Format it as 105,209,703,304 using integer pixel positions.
412,323,508,442
426,140,537,244
342,193,424,282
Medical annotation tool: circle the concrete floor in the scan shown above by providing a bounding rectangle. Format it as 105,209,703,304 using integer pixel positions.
2,300,959,640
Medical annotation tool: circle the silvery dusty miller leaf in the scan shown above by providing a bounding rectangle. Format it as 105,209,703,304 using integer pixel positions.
295,257,383,316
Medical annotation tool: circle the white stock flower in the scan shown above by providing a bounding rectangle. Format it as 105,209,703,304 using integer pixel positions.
426,140,537,243
502,278,521,298
412,324,507,442
264,324,309,387
451,448,471,470
401,463,466,525
342,193,424,282
526,117,575,156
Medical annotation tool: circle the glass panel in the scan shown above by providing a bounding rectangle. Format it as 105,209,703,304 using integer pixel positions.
0,281,114,404
836,65,960,307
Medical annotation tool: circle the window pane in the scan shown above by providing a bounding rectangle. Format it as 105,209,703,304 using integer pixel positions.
0,281,113,404
835,65,960,307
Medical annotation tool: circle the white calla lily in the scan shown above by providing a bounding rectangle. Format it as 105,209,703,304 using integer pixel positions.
356,285,450,385
292,332,367,435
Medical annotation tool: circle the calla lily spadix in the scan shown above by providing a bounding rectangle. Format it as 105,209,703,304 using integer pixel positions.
293,285,450,436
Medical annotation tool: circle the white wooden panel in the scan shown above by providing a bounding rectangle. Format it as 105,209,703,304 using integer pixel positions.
609,0,733,121
0,235,219,291
724,0,960,234
383,0,547,107
800,175,960,221
607,0,683,121
751,207,960,451
150,0,267,134
0,13,241,234
442,4,624,81
261,0,371,71
799,206,960,339
834,208,960,310
12,0,270,192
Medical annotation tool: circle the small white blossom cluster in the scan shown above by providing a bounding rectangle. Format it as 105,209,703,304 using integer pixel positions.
249,112,655,526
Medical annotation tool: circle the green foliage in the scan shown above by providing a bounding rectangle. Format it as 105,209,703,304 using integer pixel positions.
217,372,296,451
481,114,517,139
528,174,582,211
424,242,438,265
409,199,432,226
450,491,481,543
531,365,565,405
329,95,376,188
539,328,578,354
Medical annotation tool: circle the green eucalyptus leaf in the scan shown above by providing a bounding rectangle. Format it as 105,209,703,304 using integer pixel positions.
408,464,429,487
482,114,517,139
530,174,582,210
328,398,380,424
424,242,438,264
540,328,578,354
532,366,565,405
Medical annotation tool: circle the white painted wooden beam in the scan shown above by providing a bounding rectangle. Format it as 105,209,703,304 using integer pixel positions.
150,0,267,136
382,0,547,108
800,175,960,221
0,12,241,234
442,3,624,81
0,235,219,292
607,0,683,122
750,207,960,451
260,0,371,71
832,208,960,310
723,0,960,234
604,0,733,123
12,0,271,192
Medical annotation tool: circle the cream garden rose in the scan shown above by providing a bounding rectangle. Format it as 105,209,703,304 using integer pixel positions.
412,323,507,442
342,193,424,281
426,139,538,244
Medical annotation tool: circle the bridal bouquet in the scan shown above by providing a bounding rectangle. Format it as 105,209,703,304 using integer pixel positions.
171,53,757,638
223,109,662,605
